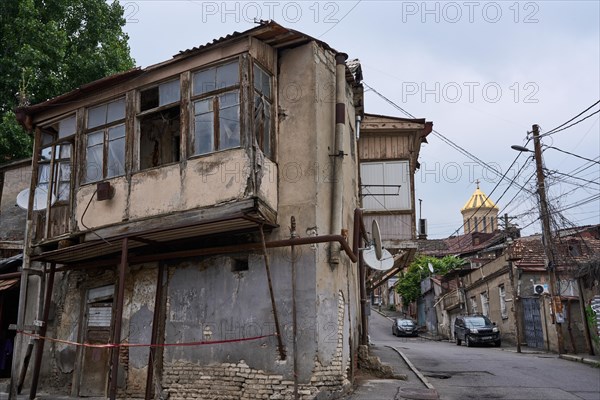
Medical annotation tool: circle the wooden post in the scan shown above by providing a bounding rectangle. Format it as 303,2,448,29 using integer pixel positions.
109,238,128,400
28,263,56,399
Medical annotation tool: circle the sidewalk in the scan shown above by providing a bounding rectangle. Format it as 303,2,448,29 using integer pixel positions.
347,307,439,399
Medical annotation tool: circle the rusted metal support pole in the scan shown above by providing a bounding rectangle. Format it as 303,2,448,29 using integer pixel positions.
0,272,23,280
17,343,34,394
290,217,299,400
259,226,286,360
28,263,56,399
359,253,368,346
145,263,165,400
110,238,128,400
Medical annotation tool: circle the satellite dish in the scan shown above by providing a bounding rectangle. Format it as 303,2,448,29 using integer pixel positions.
428,263,434,274
372,220,383,260
16,187,56,211
363,246,394,271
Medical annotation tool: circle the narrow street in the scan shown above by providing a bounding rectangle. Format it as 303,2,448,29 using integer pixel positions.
363,310,600,400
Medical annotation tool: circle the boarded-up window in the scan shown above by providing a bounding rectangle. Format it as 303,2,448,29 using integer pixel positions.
360,161,411,210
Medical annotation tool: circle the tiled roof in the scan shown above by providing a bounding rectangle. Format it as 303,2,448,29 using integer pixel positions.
418,231,504,257
511,227,600,268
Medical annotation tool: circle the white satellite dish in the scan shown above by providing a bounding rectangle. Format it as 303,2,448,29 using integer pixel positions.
372,219,383,260
16,187,56,211
363,246,394,271
428,262,434,274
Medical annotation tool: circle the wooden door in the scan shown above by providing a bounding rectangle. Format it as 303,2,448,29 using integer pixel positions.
79,286,114,397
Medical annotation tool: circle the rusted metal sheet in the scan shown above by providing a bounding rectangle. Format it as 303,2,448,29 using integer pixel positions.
32,212,275,264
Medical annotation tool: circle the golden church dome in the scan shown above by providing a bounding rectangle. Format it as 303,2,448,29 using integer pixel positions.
461,182,498,212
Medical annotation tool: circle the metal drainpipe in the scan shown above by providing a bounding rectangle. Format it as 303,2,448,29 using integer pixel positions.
330,52,348,265
355,115,361,140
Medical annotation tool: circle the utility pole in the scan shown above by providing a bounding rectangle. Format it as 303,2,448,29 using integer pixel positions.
532,124,565,354
505,214,522,353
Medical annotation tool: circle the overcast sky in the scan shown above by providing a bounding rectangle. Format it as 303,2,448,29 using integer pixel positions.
119,0,600,239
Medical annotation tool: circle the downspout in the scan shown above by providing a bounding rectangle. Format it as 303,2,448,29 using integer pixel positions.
355,115,361,141
330,52,348,265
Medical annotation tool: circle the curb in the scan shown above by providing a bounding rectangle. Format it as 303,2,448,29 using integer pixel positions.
559,354,600,368
386,345,437,391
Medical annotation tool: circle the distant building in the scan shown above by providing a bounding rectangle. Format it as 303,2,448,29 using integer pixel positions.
461,180,499,234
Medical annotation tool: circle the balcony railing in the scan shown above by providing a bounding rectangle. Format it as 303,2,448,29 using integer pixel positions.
442,289,462,310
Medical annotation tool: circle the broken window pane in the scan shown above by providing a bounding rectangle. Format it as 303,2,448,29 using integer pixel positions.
85,131,104,183
38,164,50,184
139,106,181,170
263,99,271,155
254,94,272,156
40,146,53,161
219,91,240,150
253,64,271,98
107,125,125,178
140,87,159,111
194,98,214,155
57,163,71,201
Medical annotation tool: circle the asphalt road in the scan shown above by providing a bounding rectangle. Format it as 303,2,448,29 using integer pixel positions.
368,310,600,400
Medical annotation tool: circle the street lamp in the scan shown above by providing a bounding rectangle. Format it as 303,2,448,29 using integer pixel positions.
511,124,565,354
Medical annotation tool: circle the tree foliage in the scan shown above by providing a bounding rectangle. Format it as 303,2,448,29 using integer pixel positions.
0,0,135,162
396,255,466,304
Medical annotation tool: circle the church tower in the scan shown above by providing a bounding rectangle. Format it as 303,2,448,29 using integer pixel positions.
461,180,499,234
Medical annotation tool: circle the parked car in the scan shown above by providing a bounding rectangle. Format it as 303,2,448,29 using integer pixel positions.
392,318,419,337
454,315,501,347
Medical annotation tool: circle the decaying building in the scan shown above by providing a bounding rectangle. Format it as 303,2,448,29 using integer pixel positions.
11,22,372,399
358,114,432,298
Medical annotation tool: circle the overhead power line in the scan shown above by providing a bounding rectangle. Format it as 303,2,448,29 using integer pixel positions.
363,82,534,194
541,100,600,137
548,170,600,187
545,146,600,165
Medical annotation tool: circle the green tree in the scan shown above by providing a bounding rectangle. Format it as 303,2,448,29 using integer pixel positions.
396,255,465,304
0,0,135,162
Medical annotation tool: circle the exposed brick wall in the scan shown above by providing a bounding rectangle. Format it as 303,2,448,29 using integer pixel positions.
161,291,350,400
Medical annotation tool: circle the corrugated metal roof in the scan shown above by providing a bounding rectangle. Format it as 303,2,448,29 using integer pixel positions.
176,20,339,58
32,214,275,265
17,21,353,123
16,68,144,117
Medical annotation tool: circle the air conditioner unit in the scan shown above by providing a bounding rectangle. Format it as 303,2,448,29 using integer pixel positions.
533,283,549,295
